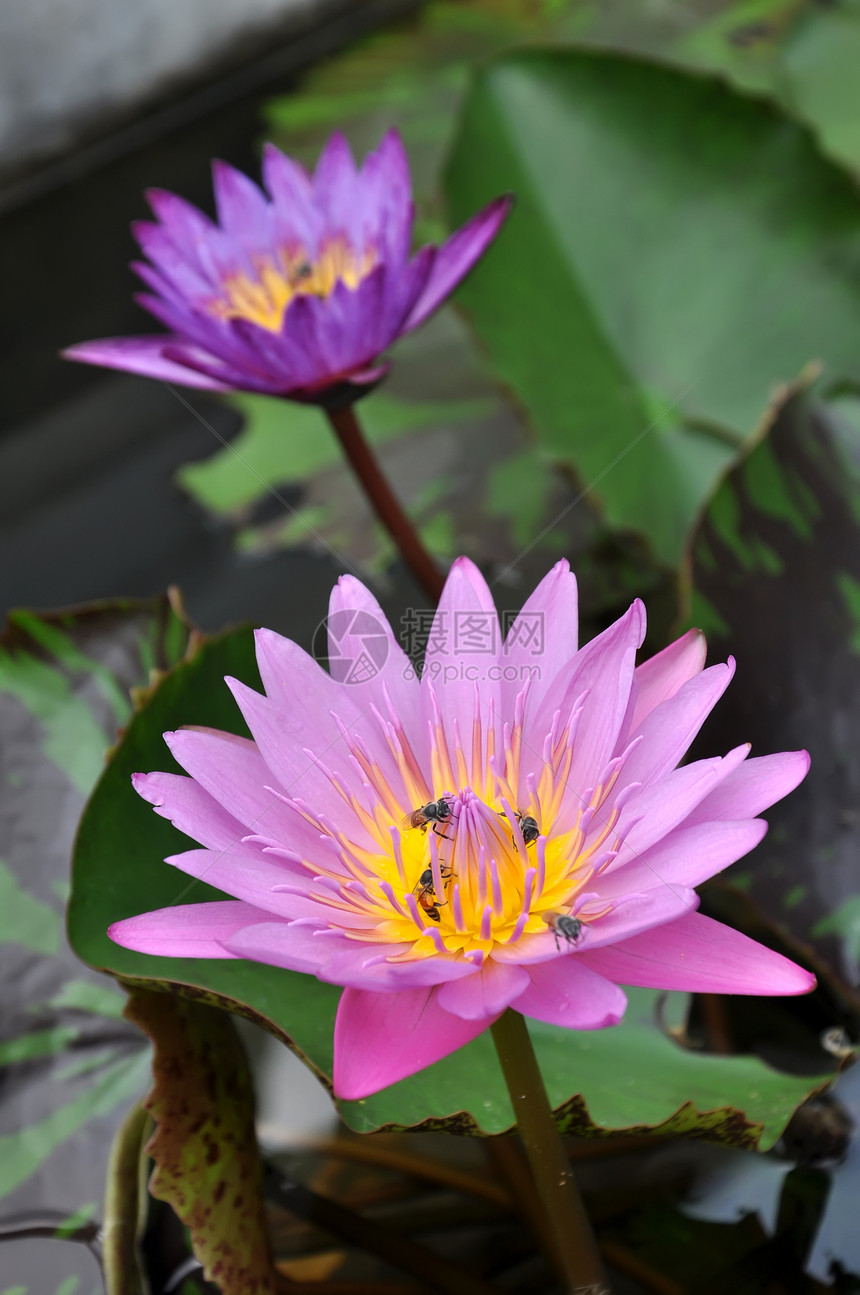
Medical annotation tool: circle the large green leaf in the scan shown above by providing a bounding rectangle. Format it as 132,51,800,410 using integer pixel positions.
444,48,860,564
69,628,825,1149
683,382,860,983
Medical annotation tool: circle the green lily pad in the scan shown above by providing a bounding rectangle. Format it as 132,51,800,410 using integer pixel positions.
444,48,860,565
69,627,825,1148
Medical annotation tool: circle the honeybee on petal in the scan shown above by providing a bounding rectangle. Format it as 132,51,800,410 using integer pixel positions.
542,910,583,950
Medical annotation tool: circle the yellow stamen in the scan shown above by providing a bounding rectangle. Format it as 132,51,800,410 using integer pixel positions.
209,239,377,332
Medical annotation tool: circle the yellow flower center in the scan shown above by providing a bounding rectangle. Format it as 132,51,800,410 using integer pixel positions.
209,240,377,332
284,686,624,964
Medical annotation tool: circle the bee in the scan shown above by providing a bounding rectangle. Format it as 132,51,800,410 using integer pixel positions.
501,809,540,846
412,867,451,923
402,797,454,839
516,813,540,846
542,910,582,950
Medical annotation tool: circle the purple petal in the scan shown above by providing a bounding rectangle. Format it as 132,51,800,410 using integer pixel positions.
62,337,232,390
333,985,491,1099
404,195,512,332
514,958,627,1029
628,628,707,732
436,960,530,1020
357,128,414,262
686,750,811,824
108,900,270,958
132,220,218,300
211,158,272,248
313,132,360,233
261,143,321,251
600,818,768,895
161,342,282,394
146,187,215,243
578,912,816,995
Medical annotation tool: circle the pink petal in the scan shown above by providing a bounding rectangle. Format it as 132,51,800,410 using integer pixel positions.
108,900,269,958
62,337,232,390
492,884,699,965
599,819,768,895
421,556,501,767
333,985,492,1099
578,912,816,995
404,195,513,332
619,660,735,789
686,751,811,824
223,918,355,974
164,728,296,837
436,960,530,1020
617,744,750,861
514,958,627,1029
225,678,370,831
542,601,646,820
320,946,479,991
165,846,310,917
226,918,477,989
326,576,424,752
501,559,578,715
628,629,707,732
579,885,700,951
132,770,247,851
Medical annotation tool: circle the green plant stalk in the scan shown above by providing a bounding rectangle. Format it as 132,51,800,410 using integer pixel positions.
490,1009,610,1295
326,403,445,603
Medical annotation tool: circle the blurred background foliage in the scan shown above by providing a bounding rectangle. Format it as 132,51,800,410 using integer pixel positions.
8,0,860,1291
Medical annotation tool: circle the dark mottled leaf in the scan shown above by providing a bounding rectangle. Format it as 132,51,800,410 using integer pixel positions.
444,48,860,564
0,597,189,1246
69,629,824,1148
685,384,860,981
125,988,278,1294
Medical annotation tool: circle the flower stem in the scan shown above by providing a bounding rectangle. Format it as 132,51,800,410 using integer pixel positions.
490,1009,611,1295
326,403,445,603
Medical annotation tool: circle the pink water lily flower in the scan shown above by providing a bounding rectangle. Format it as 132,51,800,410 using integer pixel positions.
111,559,815,1099
63,131,510,404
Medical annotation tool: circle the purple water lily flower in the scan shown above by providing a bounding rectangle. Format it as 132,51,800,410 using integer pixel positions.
110,559,815,1099
63,131,510,403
